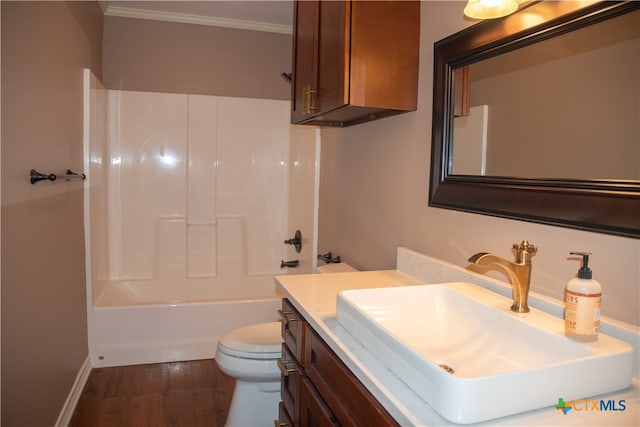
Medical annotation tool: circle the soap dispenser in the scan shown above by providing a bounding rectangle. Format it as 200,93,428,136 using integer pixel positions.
564,252,601,341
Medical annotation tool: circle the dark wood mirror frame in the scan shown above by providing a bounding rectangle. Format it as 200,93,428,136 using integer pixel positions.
429,1,640,239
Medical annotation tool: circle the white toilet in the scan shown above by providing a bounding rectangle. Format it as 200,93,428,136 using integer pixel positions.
215,321,283,427
216,262,357,426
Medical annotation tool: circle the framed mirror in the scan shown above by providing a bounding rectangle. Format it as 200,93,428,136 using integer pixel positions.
429,1,640,238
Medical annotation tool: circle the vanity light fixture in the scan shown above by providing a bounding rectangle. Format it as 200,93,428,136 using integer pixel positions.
464,0,519,19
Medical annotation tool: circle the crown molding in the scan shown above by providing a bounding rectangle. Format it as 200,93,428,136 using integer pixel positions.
104,5,293,35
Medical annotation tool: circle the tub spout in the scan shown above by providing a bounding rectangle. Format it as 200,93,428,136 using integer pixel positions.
280,260,299,269
468,241,537,313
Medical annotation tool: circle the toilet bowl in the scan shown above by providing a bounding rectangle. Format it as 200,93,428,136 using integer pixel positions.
215,321,282,427
216,262,356,426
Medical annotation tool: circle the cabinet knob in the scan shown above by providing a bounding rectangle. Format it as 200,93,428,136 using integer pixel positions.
284,230,302,252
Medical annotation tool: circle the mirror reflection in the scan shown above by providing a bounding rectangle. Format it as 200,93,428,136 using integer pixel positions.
451,9,640,181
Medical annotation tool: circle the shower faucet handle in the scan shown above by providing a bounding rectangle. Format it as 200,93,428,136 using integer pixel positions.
318,252,341,264
284,230,302,253
318,252,333,263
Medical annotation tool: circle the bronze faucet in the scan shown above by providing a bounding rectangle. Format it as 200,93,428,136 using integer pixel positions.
468,241,537,313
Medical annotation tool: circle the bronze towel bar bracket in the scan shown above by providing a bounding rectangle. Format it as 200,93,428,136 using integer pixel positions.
30,169,86,184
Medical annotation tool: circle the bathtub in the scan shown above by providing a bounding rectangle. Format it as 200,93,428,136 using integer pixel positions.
89,277,282,368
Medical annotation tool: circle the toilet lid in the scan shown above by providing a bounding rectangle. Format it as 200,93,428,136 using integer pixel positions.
218,321,282,359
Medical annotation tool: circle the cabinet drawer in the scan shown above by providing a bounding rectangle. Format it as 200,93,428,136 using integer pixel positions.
300,378,340,427
278,401,294,427
279,343,303,426
279,299,305,363
304,329,398,427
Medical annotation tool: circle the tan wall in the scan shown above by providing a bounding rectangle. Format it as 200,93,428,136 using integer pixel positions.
103,15,292,99
318,1,640,326
1,2,103,425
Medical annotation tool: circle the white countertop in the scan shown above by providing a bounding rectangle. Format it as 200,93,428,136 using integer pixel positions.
275,269,639,427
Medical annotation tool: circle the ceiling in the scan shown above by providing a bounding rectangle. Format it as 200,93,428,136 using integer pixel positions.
102,1,294,34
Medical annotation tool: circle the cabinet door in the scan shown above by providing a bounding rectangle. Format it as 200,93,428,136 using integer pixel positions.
315,0,349,116
305,329,398,427
292,0,349,123
291,0,318,123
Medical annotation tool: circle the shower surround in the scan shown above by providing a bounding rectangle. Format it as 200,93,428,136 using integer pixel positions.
83,70,318,367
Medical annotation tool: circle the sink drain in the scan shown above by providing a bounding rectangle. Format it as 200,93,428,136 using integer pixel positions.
437,363,455,374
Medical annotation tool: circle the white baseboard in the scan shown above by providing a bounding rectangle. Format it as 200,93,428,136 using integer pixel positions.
55,356,92,427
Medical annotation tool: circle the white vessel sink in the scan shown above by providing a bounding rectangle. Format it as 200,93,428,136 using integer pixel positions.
336,282,634,424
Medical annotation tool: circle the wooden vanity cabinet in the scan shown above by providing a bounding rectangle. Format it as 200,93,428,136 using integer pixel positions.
290,0,420,127
277,298,399,427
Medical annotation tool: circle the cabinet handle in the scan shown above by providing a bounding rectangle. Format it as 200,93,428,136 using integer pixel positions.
302,84,317,115
302,84,310,114
277,358,298,377
274,421,289,427
277,309,300,326
302,85,307,114
307,87,317,113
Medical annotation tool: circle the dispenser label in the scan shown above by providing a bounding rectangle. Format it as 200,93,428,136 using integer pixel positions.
564,290,601,335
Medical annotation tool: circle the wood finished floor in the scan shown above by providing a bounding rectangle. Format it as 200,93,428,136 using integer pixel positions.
69,359,235,427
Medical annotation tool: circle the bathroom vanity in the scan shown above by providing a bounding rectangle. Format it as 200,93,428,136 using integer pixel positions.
275,249,639,426
278,297,398,426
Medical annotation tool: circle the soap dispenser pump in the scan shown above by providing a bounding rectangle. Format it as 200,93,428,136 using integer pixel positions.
564,252,601,341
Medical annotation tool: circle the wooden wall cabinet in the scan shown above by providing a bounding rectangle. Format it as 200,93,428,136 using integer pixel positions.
277,299,398,427
290,1,420,127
